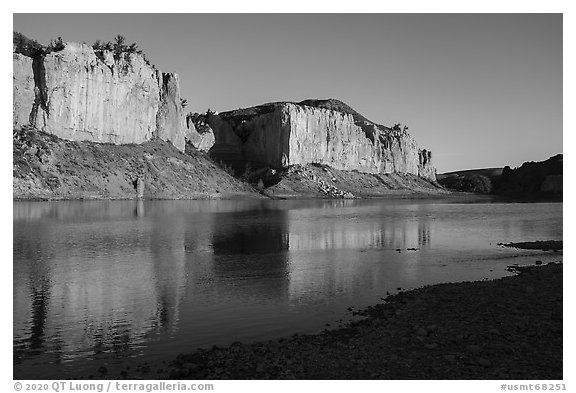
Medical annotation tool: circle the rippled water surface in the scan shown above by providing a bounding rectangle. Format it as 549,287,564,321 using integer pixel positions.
13,198,562,378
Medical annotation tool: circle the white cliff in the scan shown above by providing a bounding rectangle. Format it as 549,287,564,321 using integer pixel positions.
13,53,36,129
200,100,436,180
13,42,186,151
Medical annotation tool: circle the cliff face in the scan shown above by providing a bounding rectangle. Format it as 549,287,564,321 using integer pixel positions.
13,53,36,129
13,42,186,151
197,100,436,180
156,73,186,151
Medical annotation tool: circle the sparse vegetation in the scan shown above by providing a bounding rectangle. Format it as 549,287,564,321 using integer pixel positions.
13,128,257,200
48,37,65,52
439,174,493,194
91,34,151,65
217,161,236,177
92,34,142,56
14,31,152,66
239,163,256,183
13,31,66,57
187,112,212,134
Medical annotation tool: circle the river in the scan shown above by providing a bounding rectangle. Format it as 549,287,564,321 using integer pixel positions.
13,197,562,379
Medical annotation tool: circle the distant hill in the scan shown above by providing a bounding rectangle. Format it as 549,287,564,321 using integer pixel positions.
494,154,562,198
437,155,562,199
436,168,503,181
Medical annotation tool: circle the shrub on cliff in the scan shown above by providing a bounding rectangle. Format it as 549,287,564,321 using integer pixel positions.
13,32,66,57
92,35,142,55
14,32,44,57
92,35,150,65
47,37,65,52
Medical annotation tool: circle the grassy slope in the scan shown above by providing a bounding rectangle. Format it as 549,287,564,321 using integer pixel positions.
13,128,260,200
437,168,503,180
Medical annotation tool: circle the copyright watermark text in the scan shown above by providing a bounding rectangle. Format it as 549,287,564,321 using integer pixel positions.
14,381,214,392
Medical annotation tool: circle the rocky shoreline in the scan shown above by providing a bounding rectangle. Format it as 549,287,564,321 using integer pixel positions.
499,241,562,252
110,262,562,380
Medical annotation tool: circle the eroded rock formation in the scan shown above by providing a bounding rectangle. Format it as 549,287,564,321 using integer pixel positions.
185,113,216,153
13,42,186,151
190,99,436,180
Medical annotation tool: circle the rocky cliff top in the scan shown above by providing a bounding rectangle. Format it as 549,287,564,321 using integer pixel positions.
221,98,362,118
219,98,405,136
13,31,155,68
298,98,370,123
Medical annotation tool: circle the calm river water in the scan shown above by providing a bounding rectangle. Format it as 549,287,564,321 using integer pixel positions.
13,198,562,379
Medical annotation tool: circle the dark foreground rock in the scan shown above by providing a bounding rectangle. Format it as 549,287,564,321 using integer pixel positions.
160,263,562,380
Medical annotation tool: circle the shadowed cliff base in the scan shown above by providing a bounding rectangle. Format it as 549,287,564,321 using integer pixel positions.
111,262,560,380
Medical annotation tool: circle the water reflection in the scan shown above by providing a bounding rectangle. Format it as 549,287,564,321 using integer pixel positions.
14,204,189,365
286,209,434,302
211,210,290,255
13,199,562,378
149,216,187,334
286,205,433,251
209,208,291,302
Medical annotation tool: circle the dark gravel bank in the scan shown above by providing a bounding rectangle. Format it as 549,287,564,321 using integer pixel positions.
499,241,562,252
159,263,562,380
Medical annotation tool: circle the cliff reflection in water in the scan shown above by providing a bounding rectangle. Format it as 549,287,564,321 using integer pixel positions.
13,200,431,365
285,203,432,303
13,200,294,368
14,201,190,365
209,208,291,301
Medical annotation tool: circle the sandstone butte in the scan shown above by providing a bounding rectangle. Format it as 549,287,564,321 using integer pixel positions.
13,38,437,183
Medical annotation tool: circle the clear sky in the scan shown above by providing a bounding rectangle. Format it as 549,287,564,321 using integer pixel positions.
13,13,562,173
